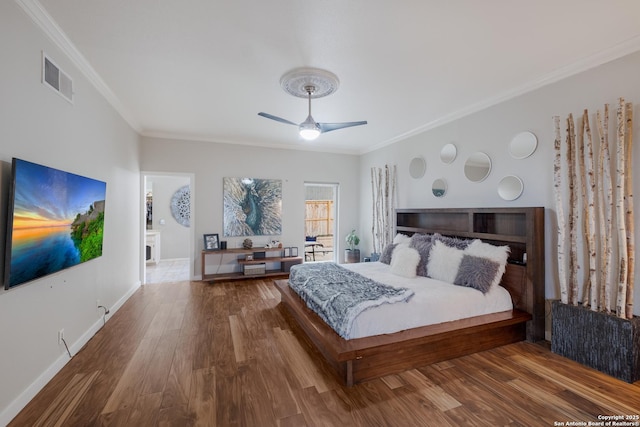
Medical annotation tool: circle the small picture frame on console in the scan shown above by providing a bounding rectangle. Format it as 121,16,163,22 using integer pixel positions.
203,233,219,251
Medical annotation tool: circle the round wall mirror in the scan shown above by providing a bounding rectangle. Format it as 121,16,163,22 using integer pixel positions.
409,156,426,179
432,179,447,197
440,143,457,164
498,175,524,200
464,152,492,182
509,131,538,159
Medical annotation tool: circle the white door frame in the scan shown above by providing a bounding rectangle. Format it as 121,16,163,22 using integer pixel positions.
140,171,195,283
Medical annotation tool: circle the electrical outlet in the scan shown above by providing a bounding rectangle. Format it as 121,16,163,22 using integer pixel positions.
58,329,64,345
96,299,101,309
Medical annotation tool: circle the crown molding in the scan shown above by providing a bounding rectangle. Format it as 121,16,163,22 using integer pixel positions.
15,0,141,133
363,34,640,155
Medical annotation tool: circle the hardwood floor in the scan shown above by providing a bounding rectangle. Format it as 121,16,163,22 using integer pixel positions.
10,278,640,426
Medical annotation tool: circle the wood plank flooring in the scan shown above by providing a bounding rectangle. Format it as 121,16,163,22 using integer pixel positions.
10,278,640,426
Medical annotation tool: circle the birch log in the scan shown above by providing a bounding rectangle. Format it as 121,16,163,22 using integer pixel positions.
371,168,378,254
553,116,568,304
615,98,628,318
596,106,613,313
371,165,398,254
583,110,598,310
383,165,391,249
567,114,579,305
375,168,384,254
388,165,397,248
624,102,635,319
576,116,592,305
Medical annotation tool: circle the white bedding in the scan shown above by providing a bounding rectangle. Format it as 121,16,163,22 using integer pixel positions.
341,261,513,339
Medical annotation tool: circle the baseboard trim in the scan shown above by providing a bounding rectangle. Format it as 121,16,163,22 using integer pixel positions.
0,280,141,426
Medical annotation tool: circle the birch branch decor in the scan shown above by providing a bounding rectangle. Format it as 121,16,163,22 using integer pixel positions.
624,102,635,319
371,164,397,256
567,114,579,306
615,98,628,318
553,116,568,304
554,99,635,316
582,110,598,311
596,106,613,313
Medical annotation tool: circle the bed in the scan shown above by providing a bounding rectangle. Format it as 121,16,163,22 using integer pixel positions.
275,207,545,386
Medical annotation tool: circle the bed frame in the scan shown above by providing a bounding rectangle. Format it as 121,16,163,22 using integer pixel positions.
275,207,545,386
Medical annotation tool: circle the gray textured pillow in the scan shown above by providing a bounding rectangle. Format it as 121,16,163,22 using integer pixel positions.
454,254,499,293
409,233,433,277
433,233,471,250
379,243,397,264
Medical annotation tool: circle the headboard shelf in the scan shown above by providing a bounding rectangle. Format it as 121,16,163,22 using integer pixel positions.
396,207,545,342
395,227,527,244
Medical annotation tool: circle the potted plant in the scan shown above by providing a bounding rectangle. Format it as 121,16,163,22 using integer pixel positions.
345,229,360,263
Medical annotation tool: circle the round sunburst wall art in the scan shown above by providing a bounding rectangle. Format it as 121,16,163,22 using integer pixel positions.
170,185,190,227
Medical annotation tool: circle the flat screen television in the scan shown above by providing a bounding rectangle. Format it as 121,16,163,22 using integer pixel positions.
3,158,107,290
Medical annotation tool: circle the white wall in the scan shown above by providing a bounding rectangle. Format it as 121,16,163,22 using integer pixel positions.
0,2,141,424
360,50,640,317
146,174,191,260
140,137,361,275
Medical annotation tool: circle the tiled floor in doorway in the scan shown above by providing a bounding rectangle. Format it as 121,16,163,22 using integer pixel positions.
145,258,190,284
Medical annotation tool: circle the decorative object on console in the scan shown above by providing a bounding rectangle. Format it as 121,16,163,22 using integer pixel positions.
223,177,282,237
203,233,219,251
242,238,253,249
509,131,538,159
265,239,282,248
464,152,492,182
497,175,524,201
170,185,190,227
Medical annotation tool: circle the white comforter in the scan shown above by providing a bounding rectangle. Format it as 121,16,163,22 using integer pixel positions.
341,262,513,339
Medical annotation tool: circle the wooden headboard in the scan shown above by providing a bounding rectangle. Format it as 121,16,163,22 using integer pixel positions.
395,207,545,342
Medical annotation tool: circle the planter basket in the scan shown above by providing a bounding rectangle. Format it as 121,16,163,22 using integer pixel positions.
551,301,640,383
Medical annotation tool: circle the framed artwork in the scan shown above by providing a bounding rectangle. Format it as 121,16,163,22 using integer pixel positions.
171,185,190,227
204,233,219,251
223,177,282,237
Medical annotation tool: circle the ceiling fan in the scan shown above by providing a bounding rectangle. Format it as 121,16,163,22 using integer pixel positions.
258,68,367,141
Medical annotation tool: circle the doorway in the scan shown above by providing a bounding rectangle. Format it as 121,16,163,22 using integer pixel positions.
304,183,338,262
142,173,195,284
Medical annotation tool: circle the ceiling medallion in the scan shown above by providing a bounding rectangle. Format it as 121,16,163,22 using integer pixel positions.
280,67,340,99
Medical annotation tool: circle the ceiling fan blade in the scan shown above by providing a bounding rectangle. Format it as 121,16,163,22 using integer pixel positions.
318,121,368,133
258,112,298,126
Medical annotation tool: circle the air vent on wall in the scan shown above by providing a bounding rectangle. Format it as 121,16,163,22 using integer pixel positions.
42,52,73,103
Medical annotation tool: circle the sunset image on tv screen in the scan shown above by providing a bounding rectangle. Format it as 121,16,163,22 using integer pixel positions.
5,158,107,288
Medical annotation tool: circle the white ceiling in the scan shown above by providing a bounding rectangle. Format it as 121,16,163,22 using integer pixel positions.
24,0,640,154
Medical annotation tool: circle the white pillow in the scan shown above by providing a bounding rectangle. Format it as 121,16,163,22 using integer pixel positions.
464,239,510,288
427,240,464,283
393,233,411,245
390,246,420,278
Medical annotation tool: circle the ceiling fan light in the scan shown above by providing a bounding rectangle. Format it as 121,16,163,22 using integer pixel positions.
299,127,321,140
299,117,321,140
